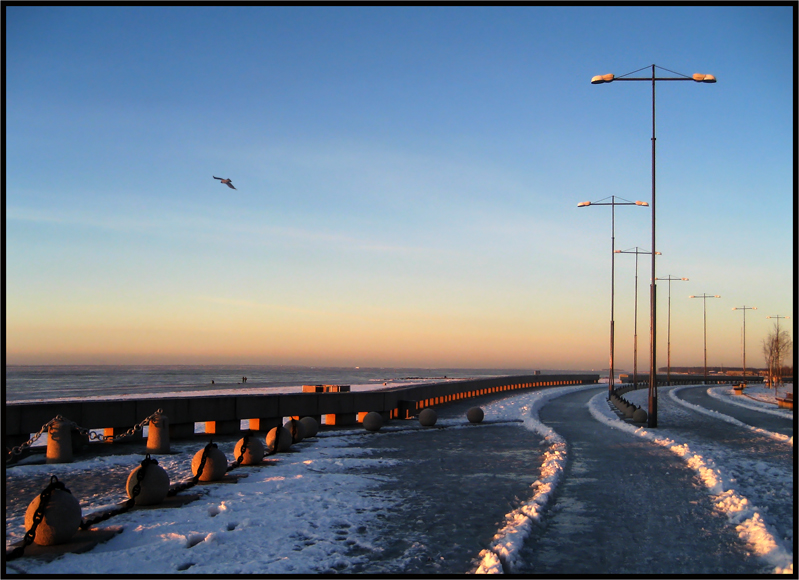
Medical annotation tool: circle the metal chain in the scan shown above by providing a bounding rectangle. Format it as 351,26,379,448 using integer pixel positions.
167,440,213,496
227,431,250,472
79,455,157,530
5,417,64,462
6,475,70,561
6,410,165,463
72,409,165,443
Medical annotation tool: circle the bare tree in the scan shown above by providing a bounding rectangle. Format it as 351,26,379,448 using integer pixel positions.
762,327,793,388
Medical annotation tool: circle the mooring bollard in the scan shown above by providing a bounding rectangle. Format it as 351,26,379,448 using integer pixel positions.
234,435,265,465
284,419,306,444
146,412,170,454
46,419,74,464
191,444,228,481
299,416,319,438
418,408,437,427
363,412,383,432
266,426,292,454
126,457,170,506
466,407,484,423
24,479,82,546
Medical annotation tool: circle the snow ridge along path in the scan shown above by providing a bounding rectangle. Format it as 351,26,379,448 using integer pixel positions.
589,386,793,574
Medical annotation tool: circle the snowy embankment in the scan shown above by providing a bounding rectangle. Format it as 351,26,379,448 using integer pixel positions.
588,386,793,575
473,384,599,574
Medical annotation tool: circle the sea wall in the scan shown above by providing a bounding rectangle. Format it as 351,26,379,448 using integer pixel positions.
5,374,597,445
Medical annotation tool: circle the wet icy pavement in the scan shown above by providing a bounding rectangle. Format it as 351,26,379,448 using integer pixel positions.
516,387,768,575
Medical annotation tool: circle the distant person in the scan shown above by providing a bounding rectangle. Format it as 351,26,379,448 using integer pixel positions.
211,380,215,384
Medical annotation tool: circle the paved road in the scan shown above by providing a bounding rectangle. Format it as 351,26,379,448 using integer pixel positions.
514,387,767,575
350,394,549,574
674,385,793,437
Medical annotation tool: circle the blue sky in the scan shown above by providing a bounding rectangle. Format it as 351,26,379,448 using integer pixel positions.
5,5,794,369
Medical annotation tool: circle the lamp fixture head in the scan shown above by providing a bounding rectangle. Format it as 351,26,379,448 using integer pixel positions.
591,73,615,84
692,73,717,83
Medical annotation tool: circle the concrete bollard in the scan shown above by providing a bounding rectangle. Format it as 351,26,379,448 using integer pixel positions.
191,444,228,481
24,488,82,546
624,405,636,419
266,426,292,454
46,419,74,464
234,435,265,465
632,408,648,423
126,459,170,506
284,419,306,444
418,408,437,427
466,407,484,423
299,416,319,438
146,412,170,454
363,412,383,432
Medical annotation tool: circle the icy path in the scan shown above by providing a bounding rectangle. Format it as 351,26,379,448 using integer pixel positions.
512,387,767,575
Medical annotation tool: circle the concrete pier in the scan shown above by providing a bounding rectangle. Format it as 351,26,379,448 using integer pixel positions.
5,375,599,446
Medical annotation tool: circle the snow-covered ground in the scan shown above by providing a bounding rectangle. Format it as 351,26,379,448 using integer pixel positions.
5,382,793,575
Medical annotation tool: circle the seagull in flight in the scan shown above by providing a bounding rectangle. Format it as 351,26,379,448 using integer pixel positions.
213,176,236,190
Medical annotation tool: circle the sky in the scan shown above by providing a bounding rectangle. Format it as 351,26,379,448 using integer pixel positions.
5,5,795,369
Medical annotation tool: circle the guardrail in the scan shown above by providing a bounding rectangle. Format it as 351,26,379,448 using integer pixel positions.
4,374,599,448
617,374,765,389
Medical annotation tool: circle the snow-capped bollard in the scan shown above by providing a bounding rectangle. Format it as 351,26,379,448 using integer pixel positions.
24,481,82,546
363,412,383,432
266,426,292,454
466,407,484,423
418,408,437,427
300,416,319,438
46,419,73,464
284,418,306,443
126,457,170,506
191,444,228,481
234,435,265,465
632,408,648,423
146,412,170,454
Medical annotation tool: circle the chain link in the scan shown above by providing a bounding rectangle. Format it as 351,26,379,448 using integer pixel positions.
79,454,157,530
167,440,213,496
6,410,165,463
6,475,70,561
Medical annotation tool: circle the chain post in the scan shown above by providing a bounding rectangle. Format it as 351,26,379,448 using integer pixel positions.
6,475,69,561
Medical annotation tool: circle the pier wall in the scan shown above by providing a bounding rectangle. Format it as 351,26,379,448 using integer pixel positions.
5,374,597,444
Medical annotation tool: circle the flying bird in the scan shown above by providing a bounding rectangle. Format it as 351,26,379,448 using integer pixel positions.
213,176,236,190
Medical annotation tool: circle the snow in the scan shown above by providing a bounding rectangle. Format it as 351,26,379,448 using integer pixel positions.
588,385,793,575
5,382,793,575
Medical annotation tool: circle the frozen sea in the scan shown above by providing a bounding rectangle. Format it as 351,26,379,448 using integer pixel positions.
4,376,793,575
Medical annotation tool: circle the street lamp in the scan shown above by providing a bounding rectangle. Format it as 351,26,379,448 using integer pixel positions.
655,275,689,385
690,294,721,383
592,64,716,428
578,196,649,396
732,306,757,377
766,315,790,387
616,247,661,390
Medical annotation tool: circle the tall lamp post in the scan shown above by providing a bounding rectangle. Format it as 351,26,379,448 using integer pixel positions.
766,315,790,387
655,276,689,385
732,306,757,377
592,64,716,428
690,294,721,383
578,196,649,396
616,247,660,390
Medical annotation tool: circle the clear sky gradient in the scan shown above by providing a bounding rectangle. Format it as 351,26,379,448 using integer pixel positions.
6,5,795,370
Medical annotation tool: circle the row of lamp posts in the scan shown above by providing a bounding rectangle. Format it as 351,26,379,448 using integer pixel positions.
584,64,790,420
585,64,716,427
